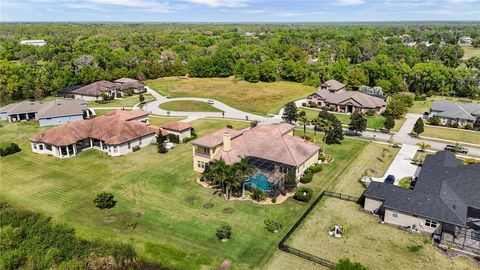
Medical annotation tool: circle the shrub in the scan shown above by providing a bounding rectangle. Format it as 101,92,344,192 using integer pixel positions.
250,121,258,128
0,143,21,157
428,116,440,126
308,101,318,108
132,146,141,152
124,89,133,96
226,124,233,129
250,188,266,202
414,95,427,101
309,163,322,173
465,158,476,164
167,134,180,144
366,109,376,116
300,172,313,184
464,124,473,130
183,135,197,143
271,197,277,203
318,153,326,162
264,216,283,233
293,187,313,202
284,171,297,190
452,122,459,128
216,224,232,240
334,258,367,270
93,192,117,210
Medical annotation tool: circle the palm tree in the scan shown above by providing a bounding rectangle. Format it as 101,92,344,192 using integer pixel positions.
297,111,309,139
233,157,256,198
416,141,431,152
317,118,332,155
208,158,228,192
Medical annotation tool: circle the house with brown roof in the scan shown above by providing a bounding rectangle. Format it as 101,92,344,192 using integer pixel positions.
161,121,193,143
114,78,145,94
29,110,159,158
0,99,92,126
71,81,120,101
191,123,320,190
307,80,386,114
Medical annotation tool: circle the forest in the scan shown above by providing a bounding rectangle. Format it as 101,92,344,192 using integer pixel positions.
1,23,479,103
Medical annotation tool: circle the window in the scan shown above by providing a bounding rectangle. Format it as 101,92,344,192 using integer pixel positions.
46,144,52,151
128,142,131,149
38,144,43,150
197,161,205,169
33,143,37,150
425,219,438,228
114,146,118,153
139,137,142,145
391,211,398,218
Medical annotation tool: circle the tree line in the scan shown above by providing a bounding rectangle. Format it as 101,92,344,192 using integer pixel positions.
1,23,479,103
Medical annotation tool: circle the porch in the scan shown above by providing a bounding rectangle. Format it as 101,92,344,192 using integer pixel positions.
439,208,480,255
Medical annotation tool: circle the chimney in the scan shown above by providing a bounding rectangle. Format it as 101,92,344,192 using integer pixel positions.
223,132,231,152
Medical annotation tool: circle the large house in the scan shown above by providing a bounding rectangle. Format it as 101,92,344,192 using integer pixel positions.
363,151,480,255
29,110,159,158
427,100,480,127
0,99,92,126
161,121,193,143
191,123,320,190
307,80,386,114
67,79,144,101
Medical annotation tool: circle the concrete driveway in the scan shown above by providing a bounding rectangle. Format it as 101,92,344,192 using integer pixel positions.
372,144,421,185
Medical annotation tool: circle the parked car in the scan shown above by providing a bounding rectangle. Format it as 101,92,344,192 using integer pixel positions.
444,144,468,154
384,175,395,184
207,100,214,104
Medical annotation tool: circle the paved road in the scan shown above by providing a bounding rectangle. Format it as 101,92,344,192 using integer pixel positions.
142,86,480,157
143,86,281,123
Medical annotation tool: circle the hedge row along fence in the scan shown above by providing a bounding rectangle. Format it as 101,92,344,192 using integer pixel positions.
278,191,362,268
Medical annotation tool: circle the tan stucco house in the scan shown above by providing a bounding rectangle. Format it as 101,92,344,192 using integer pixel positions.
363,151,480,255
307,79,386,114
191,123,320,190
29,110,159,158
161,121,193,143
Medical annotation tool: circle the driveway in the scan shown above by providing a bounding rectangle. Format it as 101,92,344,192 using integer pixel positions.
372,144,421,185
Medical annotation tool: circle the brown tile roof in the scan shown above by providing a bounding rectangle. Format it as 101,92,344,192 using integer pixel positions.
103,109,149,121
71,81,119,97
191,127,242,148
314,89,386,109
29,110,158,146
194,123,319,167
118,81,144,91
161,121,193,132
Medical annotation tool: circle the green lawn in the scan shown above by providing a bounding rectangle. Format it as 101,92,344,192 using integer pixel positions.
149,116,186,126
88,93,155,108
159,100,223,112
284,197,477,270
299,108,405,131
0,119,369,270
146,77,315,115
422,126,480,145
462,45,480,59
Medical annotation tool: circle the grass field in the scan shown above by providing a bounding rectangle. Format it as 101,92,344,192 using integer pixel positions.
422,126,480,145
149,116,186,126
159,100,223,112
146,77,315,115
284,198,477,270
409,96,480,114
0,119,369,269
462,45,480,59
88,93,155,108
299,108,405,132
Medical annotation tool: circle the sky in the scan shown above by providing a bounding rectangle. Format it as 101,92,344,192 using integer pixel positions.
1,0,479,22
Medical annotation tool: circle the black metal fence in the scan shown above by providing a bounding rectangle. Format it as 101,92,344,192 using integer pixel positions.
278,191,337,268
323,191,360,202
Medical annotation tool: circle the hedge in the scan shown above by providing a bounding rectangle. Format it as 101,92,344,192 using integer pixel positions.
0,143,21,157
293,187,313,202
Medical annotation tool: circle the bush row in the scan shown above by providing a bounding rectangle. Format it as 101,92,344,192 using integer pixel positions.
0,143,21,157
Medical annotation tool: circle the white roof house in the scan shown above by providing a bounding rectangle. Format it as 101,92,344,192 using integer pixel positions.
19,40,47,46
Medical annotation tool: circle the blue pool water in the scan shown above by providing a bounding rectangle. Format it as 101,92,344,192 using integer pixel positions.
246,173,271,191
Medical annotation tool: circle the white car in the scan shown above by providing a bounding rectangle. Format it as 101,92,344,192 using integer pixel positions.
207,100,214,104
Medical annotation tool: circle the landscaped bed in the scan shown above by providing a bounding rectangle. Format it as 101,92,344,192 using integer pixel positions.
159,100,223,112
146,77,315,115
285,197,478,270
88,93,155,108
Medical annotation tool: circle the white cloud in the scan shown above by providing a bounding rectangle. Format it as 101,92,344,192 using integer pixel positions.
182,0,249,8
338,0,365,5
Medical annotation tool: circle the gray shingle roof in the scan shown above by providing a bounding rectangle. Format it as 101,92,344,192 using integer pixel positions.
363,151,480,226
0,100,88,118
431,100,480,121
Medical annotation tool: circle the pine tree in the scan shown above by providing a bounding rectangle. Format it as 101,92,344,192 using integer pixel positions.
348,112,367,135
413,117,424,137
383,116,395,132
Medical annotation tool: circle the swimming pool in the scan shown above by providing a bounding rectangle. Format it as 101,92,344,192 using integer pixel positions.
246,173,271,191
